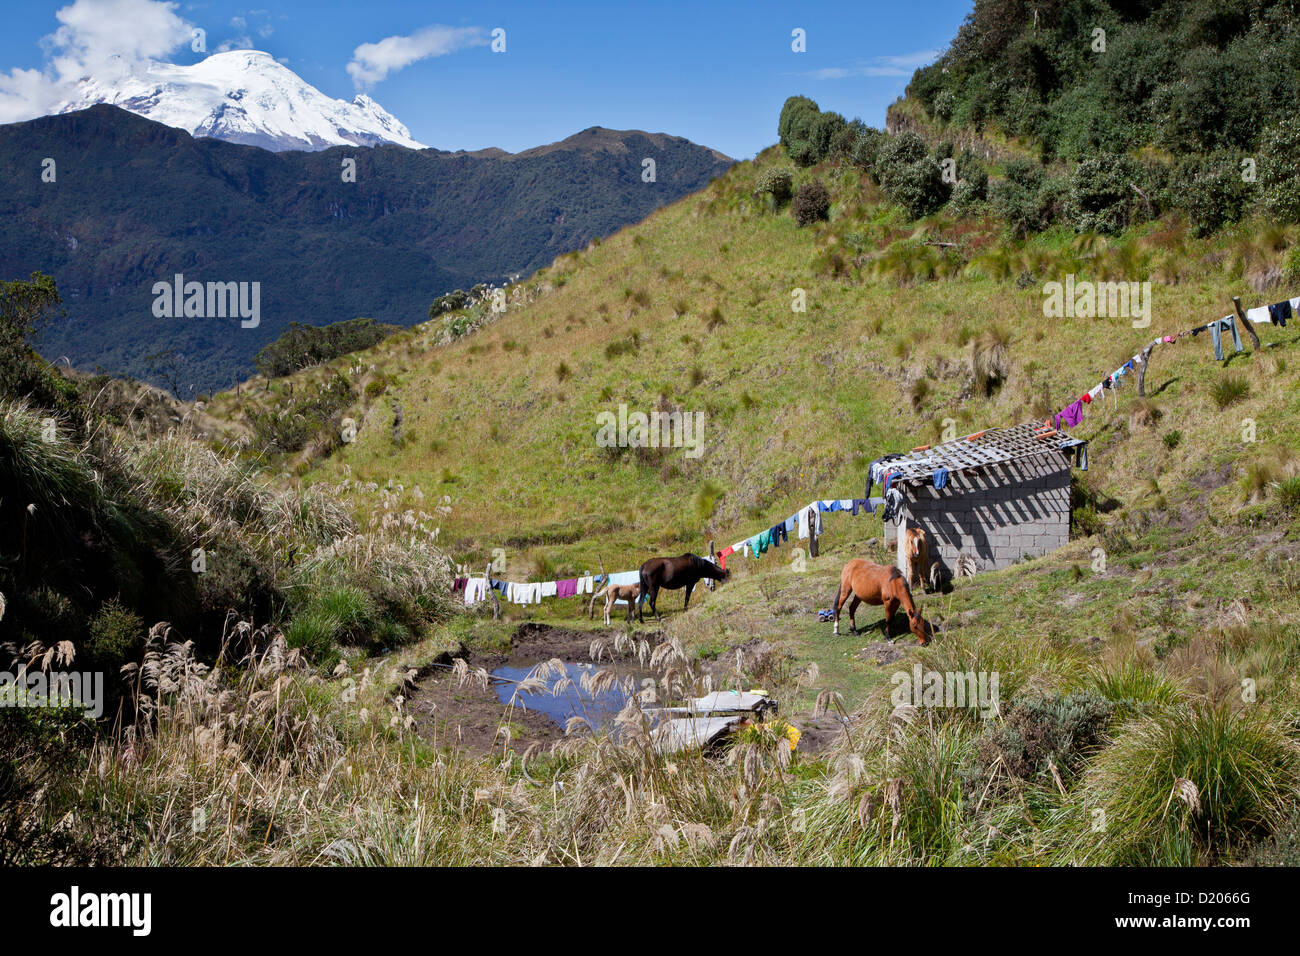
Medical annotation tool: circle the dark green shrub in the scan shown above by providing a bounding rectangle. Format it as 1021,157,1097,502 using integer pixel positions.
428,289,470,319
989,159,1059,237
1259,118,1300,223
975,690,1114,784
876,132,950,219
1067,154,1147,234
851,127,885,177
778,95,823,165
253,318,396,378
86,599,143,667
791,180,831,226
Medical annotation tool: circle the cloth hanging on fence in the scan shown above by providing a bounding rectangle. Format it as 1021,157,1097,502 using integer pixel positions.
881,488,903,524
717,545,734,570
465,577,487,605
866,454,906,499
1059,438,1089,471
556,579,578,599
771,522,788,546
452,577,467,594
799,503,822,539
784,514,798,533
607,570,640,587
933,467,949,490
1206,315,1243,361
1055,399,1084,430
1269,300,1292,327
577,575,594,595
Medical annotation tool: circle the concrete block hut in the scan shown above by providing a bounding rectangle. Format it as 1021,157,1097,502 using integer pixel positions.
879,422,1088,577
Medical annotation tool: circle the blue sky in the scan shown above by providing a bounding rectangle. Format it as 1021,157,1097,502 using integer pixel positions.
0,1,974,158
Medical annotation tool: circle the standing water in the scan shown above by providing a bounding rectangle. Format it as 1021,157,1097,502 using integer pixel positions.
491,659,651,732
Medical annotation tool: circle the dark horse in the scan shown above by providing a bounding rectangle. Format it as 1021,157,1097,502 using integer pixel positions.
637,553,729,622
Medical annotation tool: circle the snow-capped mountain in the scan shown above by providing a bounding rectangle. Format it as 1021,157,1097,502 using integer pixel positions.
54,50,425,152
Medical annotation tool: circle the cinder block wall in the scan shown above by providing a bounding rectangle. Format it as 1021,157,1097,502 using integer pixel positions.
901,452,1071,574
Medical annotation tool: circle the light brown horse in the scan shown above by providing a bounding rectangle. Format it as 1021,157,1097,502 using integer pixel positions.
832,559,930,644
590,583,641,626
904,527,931,591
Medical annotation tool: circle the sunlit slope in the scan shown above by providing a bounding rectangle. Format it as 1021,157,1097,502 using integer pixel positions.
208,147,1300,581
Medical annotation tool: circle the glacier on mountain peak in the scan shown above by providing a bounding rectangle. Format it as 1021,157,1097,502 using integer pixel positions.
53,50,426,152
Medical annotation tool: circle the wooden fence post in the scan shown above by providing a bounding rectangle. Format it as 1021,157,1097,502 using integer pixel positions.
1136,342,1155,398
808,506,819,558
587,556,607,619
706,539,716,590
1232,296,1263,350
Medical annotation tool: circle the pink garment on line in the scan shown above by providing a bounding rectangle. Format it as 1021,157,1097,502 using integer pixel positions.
556,578,578,599
1055,399,1084,429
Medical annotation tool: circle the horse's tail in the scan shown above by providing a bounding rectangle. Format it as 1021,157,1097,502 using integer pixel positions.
637,567,649,605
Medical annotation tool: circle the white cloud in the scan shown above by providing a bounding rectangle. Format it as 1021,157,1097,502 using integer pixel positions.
347,25,486,89
800,48,941,80
216,35,255,53
0,0,192,123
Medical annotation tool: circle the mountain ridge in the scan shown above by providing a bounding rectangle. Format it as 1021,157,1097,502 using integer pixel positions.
0,105,734,391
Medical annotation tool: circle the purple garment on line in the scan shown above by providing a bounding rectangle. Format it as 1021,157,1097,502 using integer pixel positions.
1056,400,1084,429
556,578,578,599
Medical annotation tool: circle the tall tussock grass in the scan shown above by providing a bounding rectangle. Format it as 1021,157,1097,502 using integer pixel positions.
1049,702,1300,865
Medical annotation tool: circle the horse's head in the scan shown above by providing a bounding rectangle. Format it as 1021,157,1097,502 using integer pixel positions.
907,608,932,646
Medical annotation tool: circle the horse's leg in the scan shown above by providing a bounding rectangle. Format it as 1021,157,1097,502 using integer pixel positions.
833,581,846,635
848,595,861,635
883,596,899,641
650,584,661,620
683,581,695,611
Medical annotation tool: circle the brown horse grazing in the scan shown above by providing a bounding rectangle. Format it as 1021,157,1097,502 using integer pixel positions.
832,559,931,644
638,553,729,623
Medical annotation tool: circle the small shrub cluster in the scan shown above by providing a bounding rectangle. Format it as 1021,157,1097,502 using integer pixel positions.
791,180,831,226
752,167,794,207
253,318,396,378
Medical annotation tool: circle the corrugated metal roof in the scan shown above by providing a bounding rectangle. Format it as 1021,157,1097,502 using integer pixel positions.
884,421,1076,486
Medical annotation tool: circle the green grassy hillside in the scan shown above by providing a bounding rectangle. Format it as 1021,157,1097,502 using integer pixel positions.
209,145,1300,590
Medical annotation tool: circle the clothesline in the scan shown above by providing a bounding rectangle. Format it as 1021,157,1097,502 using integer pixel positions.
452,493,888,605
453,571,636,607
715,496,886,569
1048,292,1294,434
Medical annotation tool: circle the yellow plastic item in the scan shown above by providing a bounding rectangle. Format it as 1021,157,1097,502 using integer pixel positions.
784,724,801,752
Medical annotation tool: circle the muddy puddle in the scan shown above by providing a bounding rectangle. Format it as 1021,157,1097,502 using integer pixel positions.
406,623,841,755
407,623,653,753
